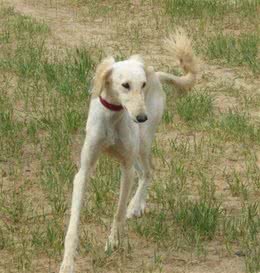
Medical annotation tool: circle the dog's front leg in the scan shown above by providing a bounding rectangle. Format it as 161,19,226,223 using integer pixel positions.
106,163,134,251
59,137,100,273
127,152,151,218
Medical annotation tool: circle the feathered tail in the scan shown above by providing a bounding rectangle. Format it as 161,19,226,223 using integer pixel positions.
157,29,199,90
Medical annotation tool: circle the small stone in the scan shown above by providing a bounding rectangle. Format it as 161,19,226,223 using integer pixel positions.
235,250,245,257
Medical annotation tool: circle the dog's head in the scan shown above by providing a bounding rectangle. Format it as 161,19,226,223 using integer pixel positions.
92,55,150,123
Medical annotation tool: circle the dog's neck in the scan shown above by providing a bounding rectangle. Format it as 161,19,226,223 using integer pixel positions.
99,96,123,112
96,89,125,129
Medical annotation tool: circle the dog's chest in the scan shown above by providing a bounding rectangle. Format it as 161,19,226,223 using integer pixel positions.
104,127,119,146
103,122,139,160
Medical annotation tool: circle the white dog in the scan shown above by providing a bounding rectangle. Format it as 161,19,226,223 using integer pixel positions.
59,30,198,273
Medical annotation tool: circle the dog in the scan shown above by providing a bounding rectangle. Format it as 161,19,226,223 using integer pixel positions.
59,29,198,273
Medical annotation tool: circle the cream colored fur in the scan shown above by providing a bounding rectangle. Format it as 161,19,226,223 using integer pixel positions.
59,30,198,273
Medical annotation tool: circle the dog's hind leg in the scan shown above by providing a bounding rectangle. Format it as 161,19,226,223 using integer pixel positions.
59,137,101,273
106,163,135,250
127,148,151,218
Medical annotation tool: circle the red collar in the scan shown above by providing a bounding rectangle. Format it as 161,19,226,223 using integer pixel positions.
99,96,123,112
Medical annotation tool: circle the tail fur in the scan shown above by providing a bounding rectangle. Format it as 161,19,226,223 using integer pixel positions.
157,29,198,90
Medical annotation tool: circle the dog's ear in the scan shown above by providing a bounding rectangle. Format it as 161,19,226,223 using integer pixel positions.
92,56,115,97
129,54,144,64
144,65,154,83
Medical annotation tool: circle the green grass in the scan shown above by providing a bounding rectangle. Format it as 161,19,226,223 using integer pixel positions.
206,34,259,73
176,92,213,122
165,0,260,18
243,203,260,273
0,8,94,272
218,110,259,142
174,200,222,240
224,170,249,200
165,0,226,18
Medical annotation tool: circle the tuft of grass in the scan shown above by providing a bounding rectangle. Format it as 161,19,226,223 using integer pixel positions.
133,211,170,244
176,92,213,122
174,200,222,240
224,171,249,200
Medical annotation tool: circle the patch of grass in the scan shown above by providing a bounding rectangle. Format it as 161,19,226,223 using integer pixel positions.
86,156,120,217
218,110,258,142
0,8,95,272
43,47,93,95
12,14,49,37
0,9,48,51
165,0,259,18
223,203,260,273
165,0,226,18
133,211,170,244
162,109,174,124
0,6,16,18
40,161,76,215
206,34,259,73
0,109,24,159
224,170,249,200
238,0,260,17
174,200,222,240
243,203,260,273
176,92,213,122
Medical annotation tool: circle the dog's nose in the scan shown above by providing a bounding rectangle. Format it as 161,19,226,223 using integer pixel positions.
136,114,148,123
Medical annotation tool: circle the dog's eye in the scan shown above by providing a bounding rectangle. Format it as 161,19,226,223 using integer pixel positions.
122,82,130,89
142,82,146,88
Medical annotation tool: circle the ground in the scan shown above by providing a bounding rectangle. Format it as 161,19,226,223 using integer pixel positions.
0,0,259,273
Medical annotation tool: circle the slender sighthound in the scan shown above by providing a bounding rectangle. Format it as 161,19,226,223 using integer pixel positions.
59,29,198,273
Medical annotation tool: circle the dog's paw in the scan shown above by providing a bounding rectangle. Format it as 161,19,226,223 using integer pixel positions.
105,222,125,252
127,199,146,218
59,261,74,273
105,234,119,252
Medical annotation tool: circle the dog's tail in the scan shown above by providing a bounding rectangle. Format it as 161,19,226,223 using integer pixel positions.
156,29,198,90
